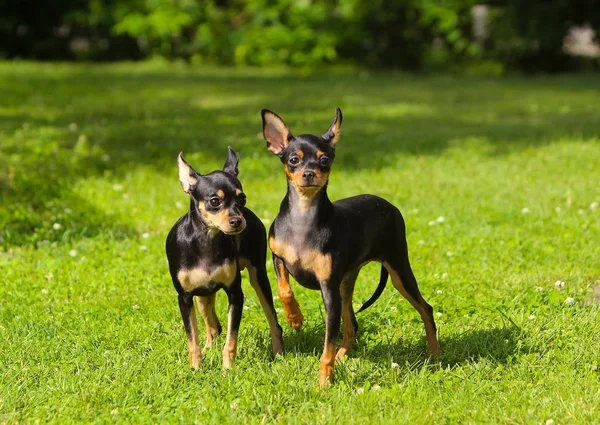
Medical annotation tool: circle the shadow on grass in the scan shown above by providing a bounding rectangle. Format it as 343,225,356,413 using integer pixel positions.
2,63,599,247
283,323,525,368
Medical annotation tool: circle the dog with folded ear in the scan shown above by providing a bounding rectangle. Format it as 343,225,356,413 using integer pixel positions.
166,147,284,369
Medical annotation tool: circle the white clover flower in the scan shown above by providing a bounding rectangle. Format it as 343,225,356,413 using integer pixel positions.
564,297,575,305
428,220,436,226
441,272,448,279
591,202,598,211
110,409,118,416
555,280,565,289
372,385,381,391
64,208,72,214
69,249,77,257
391,362,400,369
528,315,535,320
131,305,140,310
436,289,443,294
521,207,530,214
357,388,364,394
142,233,150,239
436,216,445,223
41,288,49,295
555,206,561,213
52,223,62,230
546,419,554,425
446,251,454,257
390,306,398,312
175,201,184,209
436,312,443,318
139,245,147,251
535,286,544,292
113,184,123,192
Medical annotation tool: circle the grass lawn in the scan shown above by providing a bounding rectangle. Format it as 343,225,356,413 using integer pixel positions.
1,61,599,424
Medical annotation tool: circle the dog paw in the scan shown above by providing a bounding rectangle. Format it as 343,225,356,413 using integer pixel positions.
286,314,304,331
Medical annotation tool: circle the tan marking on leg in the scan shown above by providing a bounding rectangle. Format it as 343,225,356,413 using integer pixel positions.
246,266,284,355
383,262,439,355
271,254,304,331
222,305,238,369
319,343,336,389
196,294,220,353
336,271,359,361
187,303,202,369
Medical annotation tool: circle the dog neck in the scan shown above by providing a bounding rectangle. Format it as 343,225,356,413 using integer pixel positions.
283,180,333,226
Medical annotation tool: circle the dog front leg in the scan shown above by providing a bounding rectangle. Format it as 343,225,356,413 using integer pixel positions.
178,293,202,369
273,254,304,330
222,279,244,369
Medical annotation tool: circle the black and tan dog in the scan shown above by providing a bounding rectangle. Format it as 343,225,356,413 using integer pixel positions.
261,108,439,388
166,148,283,369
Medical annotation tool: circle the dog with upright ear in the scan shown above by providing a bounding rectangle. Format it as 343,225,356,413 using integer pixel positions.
223,146,239,177
260,107,439,389
177,152,199,193
166,147,284,371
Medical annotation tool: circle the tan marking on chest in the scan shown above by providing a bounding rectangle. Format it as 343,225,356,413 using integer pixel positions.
269,237,332,282
177,261,237,292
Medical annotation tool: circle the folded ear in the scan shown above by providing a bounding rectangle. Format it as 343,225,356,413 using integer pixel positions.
261,109,292,155
223,146,239,177
322,107,343,146
177,152,199,193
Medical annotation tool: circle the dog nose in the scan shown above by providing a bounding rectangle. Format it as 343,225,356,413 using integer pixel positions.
229,216,242,228
302,170,316,181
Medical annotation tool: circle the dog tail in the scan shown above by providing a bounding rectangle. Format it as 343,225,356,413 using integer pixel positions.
357,265,388,313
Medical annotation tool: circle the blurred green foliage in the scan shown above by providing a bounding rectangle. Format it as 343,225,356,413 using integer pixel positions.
1,0,599,72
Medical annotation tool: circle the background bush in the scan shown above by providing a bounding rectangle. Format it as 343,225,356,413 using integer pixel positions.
1,0,599,72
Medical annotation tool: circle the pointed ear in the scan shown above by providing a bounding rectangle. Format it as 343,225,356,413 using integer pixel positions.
261,109,292,155
223,146,239,177
177,152,199,193
322,107,343,146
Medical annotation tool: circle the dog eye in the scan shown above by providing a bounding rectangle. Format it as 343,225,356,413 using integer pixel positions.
318,156,330,166
288,156,300,166
208,197,222,208
237,193,246,206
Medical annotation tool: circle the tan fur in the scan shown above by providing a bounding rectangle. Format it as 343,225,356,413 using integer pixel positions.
383,262,440,355
296,149,304,159
216,190,225,199
269,237,332,282
177,261,237,292
195,294,220,353
319,343,336,389
245,263,284,354
186,305,202,369
274,256,304,330
197,202,244,235
235,188,242,196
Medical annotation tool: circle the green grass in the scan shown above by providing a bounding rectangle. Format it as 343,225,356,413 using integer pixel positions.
1,61,600,424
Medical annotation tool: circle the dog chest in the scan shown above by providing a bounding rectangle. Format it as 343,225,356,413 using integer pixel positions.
177,260,237,292
269,236,332,282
